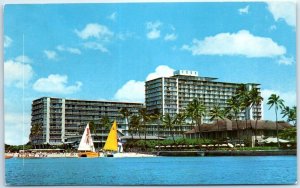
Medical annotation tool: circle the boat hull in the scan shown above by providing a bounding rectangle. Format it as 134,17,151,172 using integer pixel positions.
5,155,13,159
78,151,99,158
103,152,115,157
99,152,156,158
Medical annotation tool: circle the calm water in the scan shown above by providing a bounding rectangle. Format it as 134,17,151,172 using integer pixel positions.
5,156,297,185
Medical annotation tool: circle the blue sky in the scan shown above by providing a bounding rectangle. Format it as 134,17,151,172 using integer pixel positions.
4,2,296,145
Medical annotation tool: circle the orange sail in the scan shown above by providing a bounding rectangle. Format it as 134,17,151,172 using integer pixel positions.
103,120,118,152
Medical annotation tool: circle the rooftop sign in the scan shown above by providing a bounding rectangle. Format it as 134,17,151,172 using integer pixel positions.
173,70,199,77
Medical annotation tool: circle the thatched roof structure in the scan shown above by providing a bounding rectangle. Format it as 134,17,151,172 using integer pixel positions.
185,119,292,134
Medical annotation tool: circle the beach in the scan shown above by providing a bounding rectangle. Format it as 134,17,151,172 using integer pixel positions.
5,152,156,158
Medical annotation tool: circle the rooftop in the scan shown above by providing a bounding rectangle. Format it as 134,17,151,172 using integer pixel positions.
186,119,292,134
174,70,199,77
33,97,144,105
146,70,260,86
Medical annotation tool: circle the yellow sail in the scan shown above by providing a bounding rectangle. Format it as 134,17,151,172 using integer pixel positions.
103,120,118,151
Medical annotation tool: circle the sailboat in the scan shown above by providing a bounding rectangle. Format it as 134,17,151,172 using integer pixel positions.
78,123,99,158
102,120,119,157
101,120,155,158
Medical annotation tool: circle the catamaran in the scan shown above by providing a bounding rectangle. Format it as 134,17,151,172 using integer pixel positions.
101,120,155,158
102,120,120,157
78,123,99,158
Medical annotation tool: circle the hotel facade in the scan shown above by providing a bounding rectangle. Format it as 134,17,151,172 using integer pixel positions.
145,70,263,123
31,97,143,145
30,70,263,145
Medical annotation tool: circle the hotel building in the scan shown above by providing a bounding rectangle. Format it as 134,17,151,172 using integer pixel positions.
30,70,263,146
31,97,143,145
145,70,263,123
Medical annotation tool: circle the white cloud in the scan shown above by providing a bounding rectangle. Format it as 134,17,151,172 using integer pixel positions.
67,48,81,55
261,89,296,121
4,59,34,88
33,74,82,94
164,33,177,41
75,23,114,40
114,65,175,102
269,25,277,31
278,56,294,65
56,45,64,51
83,42,109,53
267,2,296,27
182,30,286,58
56,45,81,55
44,50,57,60
146,65,175,81
146,21,162,40
5,112,31,145
4,35,12,48
14,55,32,63
5,92,35,145
147,30,160,40
107,12,117,21
238,5,249,14
117,32,135,40
114,80,145,102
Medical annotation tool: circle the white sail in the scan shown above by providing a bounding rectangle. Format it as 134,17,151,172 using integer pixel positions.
78,123,95,152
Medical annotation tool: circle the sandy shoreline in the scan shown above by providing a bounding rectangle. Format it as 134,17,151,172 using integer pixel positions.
6,150,295,158
5,152,156,158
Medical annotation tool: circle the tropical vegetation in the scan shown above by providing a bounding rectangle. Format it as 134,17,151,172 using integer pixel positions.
185,98,206,139
29,123,43,149
25,84,296,151
267,94,284,147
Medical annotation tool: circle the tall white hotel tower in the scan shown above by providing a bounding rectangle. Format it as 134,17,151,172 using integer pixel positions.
145,70,263,123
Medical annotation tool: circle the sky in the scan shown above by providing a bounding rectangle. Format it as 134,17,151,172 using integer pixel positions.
4,2,296,145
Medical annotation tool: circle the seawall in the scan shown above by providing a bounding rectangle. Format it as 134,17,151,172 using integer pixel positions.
156,150,296,156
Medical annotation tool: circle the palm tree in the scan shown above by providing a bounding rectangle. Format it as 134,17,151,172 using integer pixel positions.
249,88,263,144
128,116,135,140
281,106,297,126
234,84,251,139
88,121,97,147
29,124,36,142
89,121,96,134
227,97,241,145
174,112,186,139
281,106,291,120
150,109,161,138
236,84,251,115
100,116,111,132
100,115,111,147
290,106,297,126
209,105,225,143
184,104,195,132
138,108,151,148
162,113,176,142
278,127,296,142
130,115,141,139
120,107,132,136
267,94,284,147
186,98,206,139
29,123,43,148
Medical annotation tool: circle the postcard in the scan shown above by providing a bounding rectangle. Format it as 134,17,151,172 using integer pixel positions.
4,1,297,186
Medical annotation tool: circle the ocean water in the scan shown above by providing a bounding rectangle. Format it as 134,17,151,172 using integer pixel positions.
5,156,297,185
